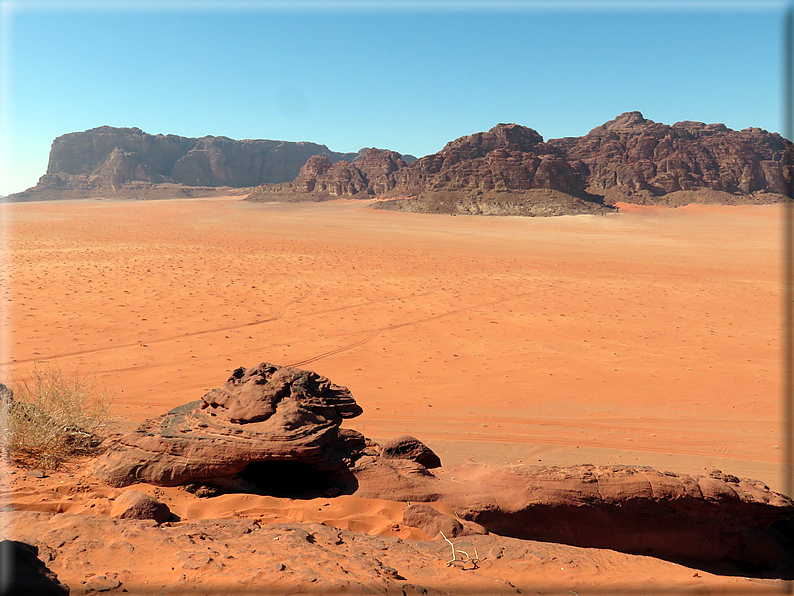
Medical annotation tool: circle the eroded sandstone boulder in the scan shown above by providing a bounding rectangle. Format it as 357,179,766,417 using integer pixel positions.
379,435,442,469
94,363,366,497
401,503,487,539
352,458,794,576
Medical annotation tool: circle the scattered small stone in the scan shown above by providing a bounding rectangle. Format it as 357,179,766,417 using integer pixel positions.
85,574,121,592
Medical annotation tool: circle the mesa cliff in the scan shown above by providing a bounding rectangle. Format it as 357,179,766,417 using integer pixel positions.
8,126,377,201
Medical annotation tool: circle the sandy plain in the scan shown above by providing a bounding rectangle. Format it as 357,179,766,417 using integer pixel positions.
0,196,787,594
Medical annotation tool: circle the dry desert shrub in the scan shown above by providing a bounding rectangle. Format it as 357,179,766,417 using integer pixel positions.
1,364,112,469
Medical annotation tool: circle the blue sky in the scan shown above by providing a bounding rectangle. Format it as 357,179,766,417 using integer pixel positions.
0,0,788,196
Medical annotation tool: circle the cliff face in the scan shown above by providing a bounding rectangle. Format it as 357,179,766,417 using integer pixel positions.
246,123,600,215
12,126,363,200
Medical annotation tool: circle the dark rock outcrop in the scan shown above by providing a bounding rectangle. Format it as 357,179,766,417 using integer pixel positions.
392,123,586,195
352,458,794,577
0,540,69,595
93,362,366,497
245,148,411,202
8,126,364,201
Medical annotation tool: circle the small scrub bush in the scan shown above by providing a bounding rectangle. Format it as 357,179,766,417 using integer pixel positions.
1,364,112,469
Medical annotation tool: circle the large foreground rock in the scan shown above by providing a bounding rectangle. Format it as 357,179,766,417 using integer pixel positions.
94,363,366,496
9,509,779,594
353,457,794,577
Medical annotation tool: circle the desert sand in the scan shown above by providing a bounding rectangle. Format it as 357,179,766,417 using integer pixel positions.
0,196,787,594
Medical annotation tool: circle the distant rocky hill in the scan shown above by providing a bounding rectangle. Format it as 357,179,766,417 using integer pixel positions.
245,148,412,202
7,126,390,201
9,113,792,213
371,112,792,215
547,111,792,205
372,122,612,216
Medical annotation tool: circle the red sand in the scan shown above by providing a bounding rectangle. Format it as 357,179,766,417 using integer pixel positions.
0,196,786,593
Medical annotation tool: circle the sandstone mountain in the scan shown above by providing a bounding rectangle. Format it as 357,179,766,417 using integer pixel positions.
372,112,792,215
247,122,613,215
547,111,792,205
8,126,376,201
373,122,611,216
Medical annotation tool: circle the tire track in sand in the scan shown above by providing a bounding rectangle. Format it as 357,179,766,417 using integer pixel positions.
2,284,322,367
287,285,555,368
3,283,451,367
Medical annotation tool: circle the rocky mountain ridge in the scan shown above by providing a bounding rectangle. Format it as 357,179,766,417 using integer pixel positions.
9,113,792,213
371,112,791,215
547,111,792,204
250,111,792,214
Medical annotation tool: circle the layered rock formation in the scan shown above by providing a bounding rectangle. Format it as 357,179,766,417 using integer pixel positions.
94,362,366,497
245,148,412,202
92,361,794,576
353,457,794,576
9,126,365,201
